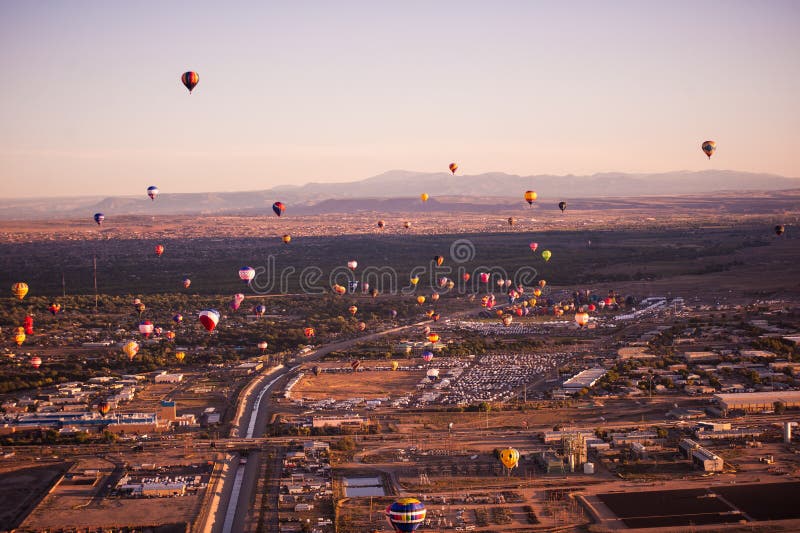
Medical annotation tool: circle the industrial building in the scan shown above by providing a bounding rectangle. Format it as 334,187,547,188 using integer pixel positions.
714,391,800,414
679,439,724,472
561,368,607,394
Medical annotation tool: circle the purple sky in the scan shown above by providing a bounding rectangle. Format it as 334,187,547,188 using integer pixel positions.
1,1,799,197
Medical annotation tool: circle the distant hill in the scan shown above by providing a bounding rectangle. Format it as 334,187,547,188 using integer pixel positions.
1,169,798,219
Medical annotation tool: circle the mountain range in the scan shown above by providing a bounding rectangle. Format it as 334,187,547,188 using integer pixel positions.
1,169,798,219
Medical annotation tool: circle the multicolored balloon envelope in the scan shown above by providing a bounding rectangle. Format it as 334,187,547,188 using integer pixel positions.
147,185,159,200
385,498,426,532
199,309,220,332
701,140,716,159
181,71,199,93
272,202,285,216
449,162,458,174
239,267,256,283
94,213,105,225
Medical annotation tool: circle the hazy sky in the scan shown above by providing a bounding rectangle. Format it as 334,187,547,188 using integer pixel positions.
1,1,799,197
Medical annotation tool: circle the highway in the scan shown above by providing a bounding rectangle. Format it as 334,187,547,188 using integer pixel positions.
205,319,427,532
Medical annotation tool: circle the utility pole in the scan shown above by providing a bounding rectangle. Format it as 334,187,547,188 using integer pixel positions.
93,254,98,312
61,271,66,298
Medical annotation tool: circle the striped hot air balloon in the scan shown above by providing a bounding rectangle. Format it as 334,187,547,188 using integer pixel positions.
385,498,427,532
199,309,220,332
181,71,199,93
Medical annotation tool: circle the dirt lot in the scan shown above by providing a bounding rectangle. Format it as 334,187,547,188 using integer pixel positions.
292,362,427,400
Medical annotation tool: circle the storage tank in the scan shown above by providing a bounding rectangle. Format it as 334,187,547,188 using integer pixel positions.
583,462,595,474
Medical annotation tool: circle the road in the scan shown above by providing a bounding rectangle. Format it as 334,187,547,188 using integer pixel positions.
205,319,427,533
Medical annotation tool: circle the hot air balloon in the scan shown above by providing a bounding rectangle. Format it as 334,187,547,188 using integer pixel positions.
404,221,411,229
533,288,542,297
449,162,458,174
498,447,520,470
282,234,291,244
182,278,191,289
165,331,176,341
172,313,183,324
348,305,358,316
30,356,42,369
139,320,154,338
420,193,429,202
558,201,567,213
390,309,398,319
426,368,439,382
23,315,34,335
11,282,28,300
529,242,538,252
541,250,552,262
775,225,785,236
539,280,546,288
588,304,596,312
422,325,431,335
479,273,490,284
94,213,105,225
181,71,199,93
357,321,367,331
524,190,537,206
386,498,426,532
48,303,61,315
575,312,589,327
416,296,426,305
410,276,420,286
304,327,315,338
254,305,266,317
433,255,444,266
154,244,165,257
701,140,716,159
313,365,321,376
199,309,220,332
97,401,110,416
147,186,159,200
422,351,434,362
502,314,513,326
507,217,516,227
391,361,399,371
272,202,285,216
347,260,358,271
14,329,25,346
431,293,440,302
332,284,347,295
427,333,440,343
446,280,455,290
258,341,268,352
122,340,139,361
239,267,256,284
432,313,440,322
462,273,471,282
351,360,361,372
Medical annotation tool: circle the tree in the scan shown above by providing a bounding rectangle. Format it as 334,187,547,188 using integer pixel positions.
774,401,786,415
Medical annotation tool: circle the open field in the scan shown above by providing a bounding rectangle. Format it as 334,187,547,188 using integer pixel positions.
0,193,797,300
294,363,426,400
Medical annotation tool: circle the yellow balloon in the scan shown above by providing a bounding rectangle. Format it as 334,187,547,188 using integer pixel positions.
416,296,426,305
410,276,419,286
420,193,429,202
11,282,28,300
499,448,520,470
541,250,552,262
175,351,186,362
14,331,26,346
122,340,140,361
391,361,399,371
